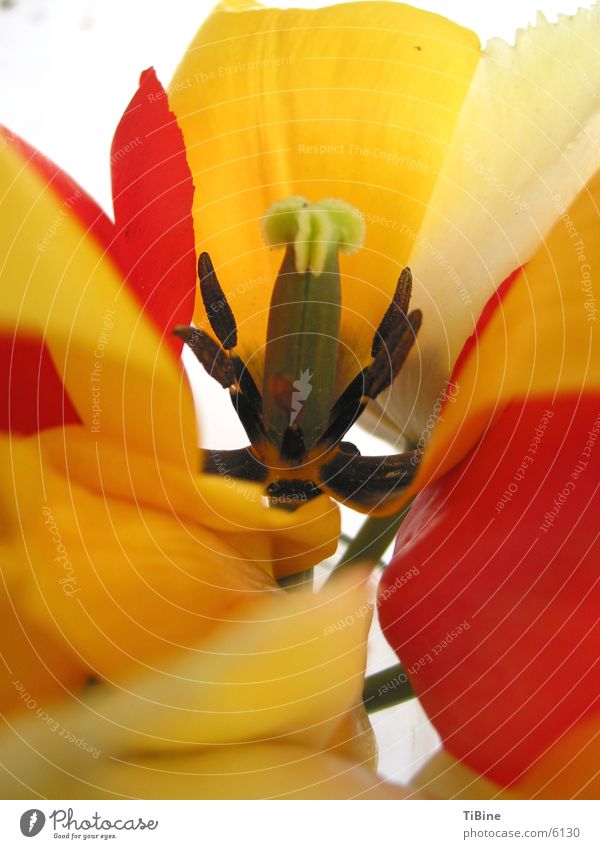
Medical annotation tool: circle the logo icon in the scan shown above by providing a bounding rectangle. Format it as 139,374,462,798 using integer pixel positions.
290,369,313,424
19,810,46,837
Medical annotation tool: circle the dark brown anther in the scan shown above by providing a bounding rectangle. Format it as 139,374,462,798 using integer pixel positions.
371,267,413,358
267,478,322,510
231,356,263,416
365,309,422,400
231,389,267,445
204,447,267,482
280,424,307,462
319,449,419,511
173,325,235,388
319,370,367,447
198,251,238,350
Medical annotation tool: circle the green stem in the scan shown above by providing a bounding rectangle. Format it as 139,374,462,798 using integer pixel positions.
363,663,415,714
328,502,412,581
278,568,313,591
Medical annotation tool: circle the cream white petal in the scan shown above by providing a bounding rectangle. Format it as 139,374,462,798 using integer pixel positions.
371,4,600,443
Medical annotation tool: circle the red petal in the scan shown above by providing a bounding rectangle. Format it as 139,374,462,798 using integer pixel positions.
379,395,600,787
0,335,80,434
111,68,196,357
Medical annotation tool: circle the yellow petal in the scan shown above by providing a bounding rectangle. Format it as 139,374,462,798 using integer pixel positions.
0,571,410,799
375,5,600,442
75,569,374,754
0,738,409,800
15,426,339,579
68,743,410,800
0,430,277,714
170,0,479,389
411,751,513,800
0,140,196,466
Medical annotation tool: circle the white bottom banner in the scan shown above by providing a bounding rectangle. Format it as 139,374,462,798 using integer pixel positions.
0,800,598,848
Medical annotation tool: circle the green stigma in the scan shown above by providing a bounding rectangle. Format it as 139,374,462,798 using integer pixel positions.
262,196,365,276
260,195,366,455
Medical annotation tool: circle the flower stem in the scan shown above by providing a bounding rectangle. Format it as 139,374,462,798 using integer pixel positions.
278,568,314,591
363,663,415,713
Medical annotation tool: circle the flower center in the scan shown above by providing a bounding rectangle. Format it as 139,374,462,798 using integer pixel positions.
261,196,365,276
260,197,365,452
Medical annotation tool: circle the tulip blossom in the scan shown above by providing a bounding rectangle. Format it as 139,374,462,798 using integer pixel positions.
0,67,338,720
378,186,600,796
376,7,600,799
1,0,598,800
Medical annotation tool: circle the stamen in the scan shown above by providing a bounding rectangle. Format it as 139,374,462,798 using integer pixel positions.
231,389,267,445
174,325,235,388
204,447,267,483
365,309,422,399
319,449,418,511
280,424,307,462
198,252,238,349
231,355,263,416
372,267,413,358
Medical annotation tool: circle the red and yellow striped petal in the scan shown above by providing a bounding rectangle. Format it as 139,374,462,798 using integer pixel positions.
170,0,479,388
0,334,80,433
379,395,600,790
384,164,600,515
0,133,196,465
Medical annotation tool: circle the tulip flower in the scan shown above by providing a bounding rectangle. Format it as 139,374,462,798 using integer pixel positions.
375,6,600,799
0,67,338,721
2,0,598,800
0,58,394,803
